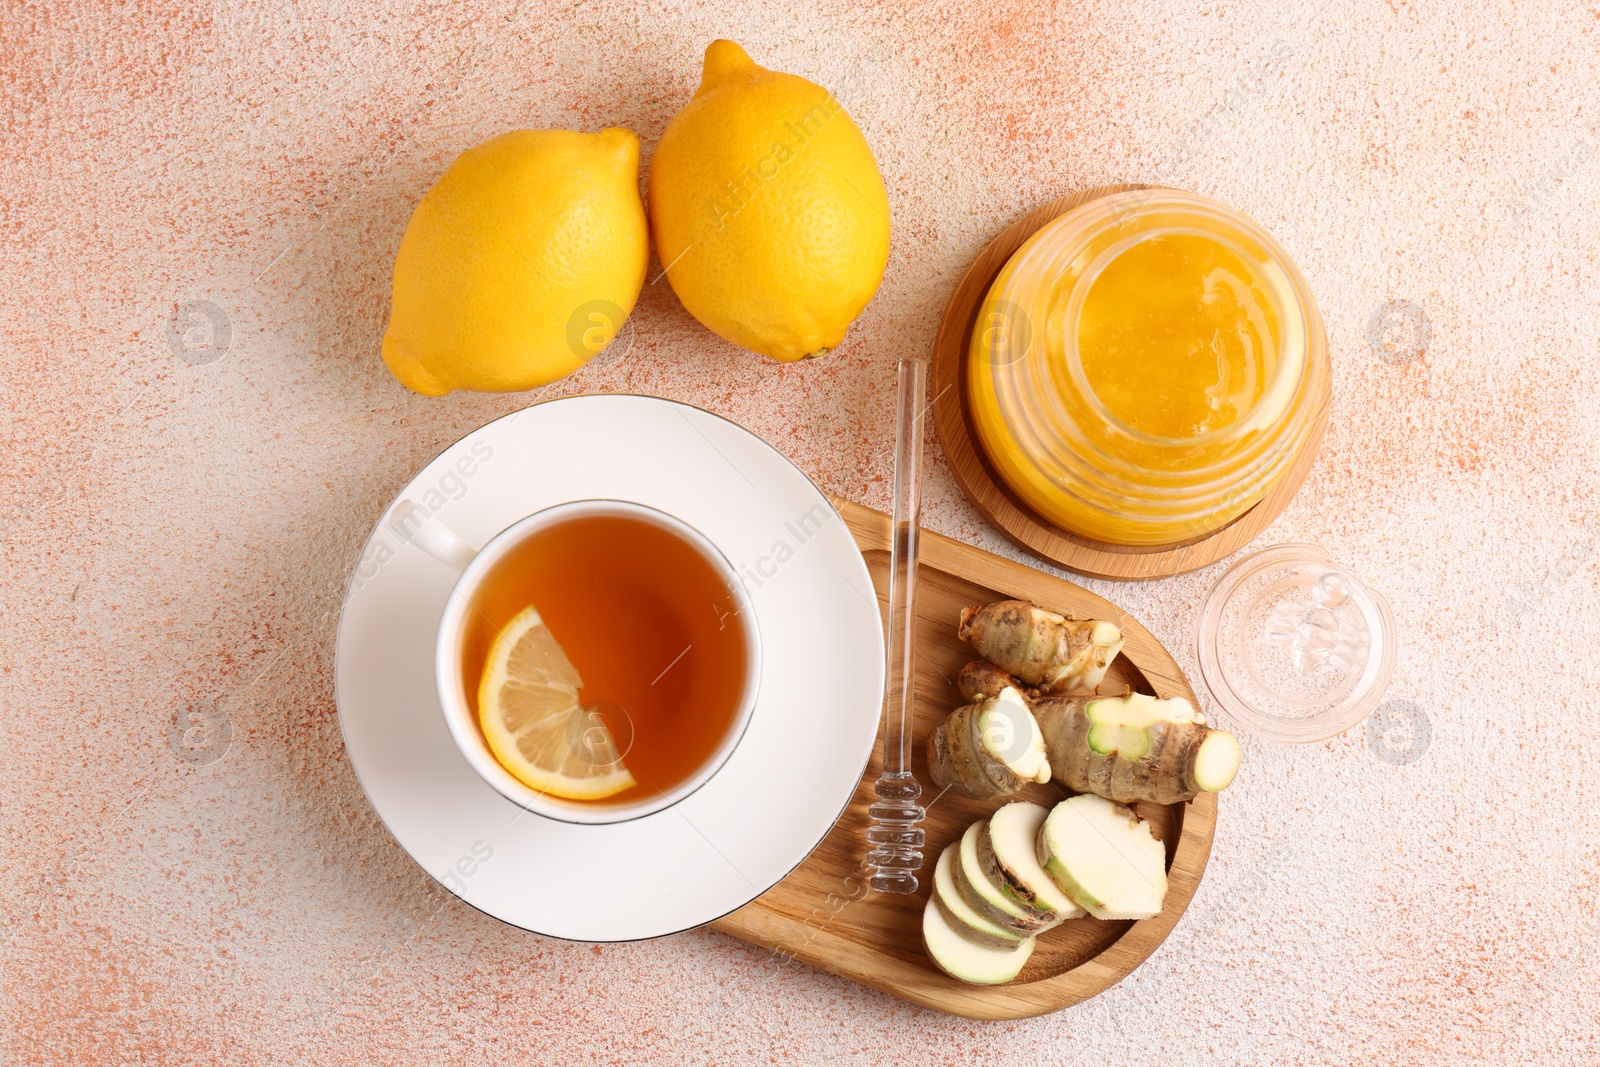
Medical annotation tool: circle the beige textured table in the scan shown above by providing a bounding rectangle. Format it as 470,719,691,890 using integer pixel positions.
3,2,1598,1064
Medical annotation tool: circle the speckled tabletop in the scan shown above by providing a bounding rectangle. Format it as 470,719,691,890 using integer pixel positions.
4,2,1599,1064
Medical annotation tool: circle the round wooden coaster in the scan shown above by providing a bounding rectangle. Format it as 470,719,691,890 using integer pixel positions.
931,184,1331,581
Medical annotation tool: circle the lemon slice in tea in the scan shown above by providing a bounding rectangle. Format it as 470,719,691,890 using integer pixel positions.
477,606,636,800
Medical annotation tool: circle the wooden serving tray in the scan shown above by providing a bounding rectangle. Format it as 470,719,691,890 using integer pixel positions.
930,184,1331,581
709,498,1216,1019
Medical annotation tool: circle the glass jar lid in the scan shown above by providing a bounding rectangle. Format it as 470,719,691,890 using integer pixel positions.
1196,543,1396,742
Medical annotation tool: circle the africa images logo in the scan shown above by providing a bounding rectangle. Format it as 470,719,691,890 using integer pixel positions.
349,439,496,594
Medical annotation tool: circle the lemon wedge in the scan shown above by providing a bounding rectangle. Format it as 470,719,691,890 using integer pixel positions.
477,606,636,800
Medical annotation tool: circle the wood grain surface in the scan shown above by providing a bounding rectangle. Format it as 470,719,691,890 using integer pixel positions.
929,185,1332,581
709,498,1217,1019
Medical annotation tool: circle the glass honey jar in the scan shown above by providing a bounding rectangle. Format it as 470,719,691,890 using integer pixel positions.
966,189,1329,547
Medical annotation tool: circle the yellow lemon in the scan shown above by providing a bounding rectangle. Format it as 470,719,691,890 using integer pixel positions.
648,40,891,362
382,128,648,395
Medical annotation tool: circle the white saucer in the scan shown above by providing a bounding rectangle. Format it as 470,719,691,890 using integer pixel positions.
334,395,885,941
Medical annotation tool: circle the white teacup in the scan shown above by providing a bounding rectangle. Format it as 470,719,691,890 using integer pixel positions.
389,497,762,825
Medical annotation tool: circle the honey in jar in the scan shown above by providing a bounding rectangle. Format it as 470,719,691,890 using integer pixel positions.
967,189,1327,546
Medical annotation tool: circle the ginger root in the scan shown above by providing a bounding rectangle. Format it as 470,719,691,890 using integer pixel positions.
927,687,1051,799
951,661,1241,804
956,659,1027,705
958,600,1123,695
1035,692,1240,805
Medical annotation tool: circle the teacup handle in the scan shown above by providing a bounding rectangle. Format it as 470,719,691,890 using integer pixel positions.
389,500,477,574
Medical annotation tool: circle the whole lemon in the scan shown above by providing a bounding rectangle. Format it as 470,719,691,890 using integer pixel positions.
382,128,648,395
648,41,890,362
